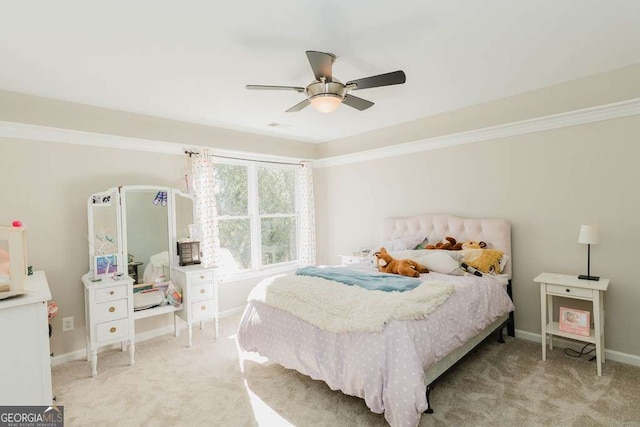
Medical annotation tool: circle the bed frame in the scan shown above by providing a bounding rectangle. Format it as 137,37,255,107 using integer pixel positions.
382,214,514,413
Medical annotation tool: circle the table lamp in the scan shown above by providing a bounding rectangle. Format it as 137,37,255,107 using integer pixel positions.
578,224,600,281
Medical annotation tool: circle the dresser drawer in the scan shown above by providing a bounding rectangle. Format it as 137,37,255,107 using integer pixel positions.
95,298,128,323
546,284,593,299
188,270,214,284
96,318,129,342
192,299,215,321
192,283,214,301
95,285,128,303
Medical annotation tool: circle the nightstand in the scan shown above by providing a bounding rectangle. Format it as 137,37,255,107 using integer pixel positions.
340,254,369,265
534,272,610,376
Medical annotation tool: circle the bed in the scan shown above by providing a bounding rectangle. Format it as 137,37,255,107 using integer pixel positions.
238,214,515,427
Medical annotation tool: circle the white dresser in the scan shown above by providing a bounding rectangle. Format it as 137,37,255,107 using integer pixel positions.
0,271,53,405
83,274,135,377
172,266,218,347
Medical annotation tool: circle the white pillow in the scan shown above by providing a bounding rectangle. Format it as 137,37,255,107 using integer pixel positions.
388,250,464,276
381,235,425,251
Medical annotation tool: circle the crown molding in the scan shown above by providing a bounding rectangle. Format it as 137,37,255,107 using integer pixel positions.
1,97,639,167
0,120,305,164
312,97,640,168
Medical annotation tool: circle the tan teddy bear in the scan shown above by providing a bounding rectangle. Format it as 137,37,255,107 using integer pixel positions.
425,236,463,251
373,248,429,278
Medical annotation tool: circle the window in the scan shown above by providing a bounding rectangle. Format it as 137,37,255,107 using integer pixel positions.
213,160,298,275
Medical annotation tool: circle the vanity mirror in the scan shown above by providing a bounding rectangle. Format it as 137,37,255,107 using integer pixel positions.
83,185,215,376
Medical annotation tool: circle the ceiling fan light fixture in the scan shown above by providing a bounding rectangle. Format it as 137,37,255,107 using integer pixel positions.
309,94,342,113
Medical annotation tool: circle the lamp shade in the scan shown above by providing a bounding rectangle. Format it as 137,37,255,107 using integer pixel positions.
309,94,342,113
578,224,600,245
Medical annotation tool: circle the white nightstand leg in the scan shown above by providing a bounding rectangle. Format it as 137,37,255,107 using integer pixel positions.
547,293,554,350
129,339,135,366
600,299,606,364
91,348,98,377
540,283,547,361
594,293,603,376
188,324,193,347
174,314,179,337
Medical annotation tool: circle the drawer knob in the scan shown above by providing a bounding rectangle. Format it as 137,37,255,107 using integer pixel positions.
109,306,115,313
200,275,205,279
566,289,570,293
110,327,116,333
110,291,115,295
201,305,206,311
200,289,205,294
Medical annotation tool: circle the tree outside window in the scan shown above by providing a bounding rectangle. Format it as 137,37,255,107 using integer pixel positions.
213,160,298,274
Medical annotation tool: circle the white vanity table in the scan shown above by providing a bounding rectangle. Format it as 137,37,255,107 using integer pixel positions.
0,271,53,404
84,185,213,377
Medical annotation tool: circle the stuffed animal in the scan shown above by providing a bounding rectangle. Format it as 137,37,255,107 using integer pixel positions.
373,247,429,277
425,236,463,251
461,240,487,250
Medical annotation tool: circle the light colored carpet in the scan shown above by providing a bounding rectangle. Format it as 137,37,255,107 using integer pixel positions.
52,314,640,426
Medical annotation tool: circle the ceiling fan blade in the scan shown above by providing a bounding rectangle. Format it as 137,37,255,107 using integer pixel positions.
246,85,305,93
346,70,406,90
286,99,310,112
306,51,336,81
342,94,374,111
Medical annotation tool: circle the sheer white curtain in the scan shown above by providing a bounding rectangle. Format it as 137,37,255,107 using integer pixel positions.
297,161,316,266
187,150,221,269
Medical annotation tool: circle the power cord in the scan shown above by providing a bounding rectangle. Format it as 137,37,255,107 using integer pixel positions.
564,343,596,361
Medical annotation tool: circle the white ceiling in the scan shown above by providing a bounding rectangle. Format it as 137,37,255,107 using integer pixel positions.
2,1,640,143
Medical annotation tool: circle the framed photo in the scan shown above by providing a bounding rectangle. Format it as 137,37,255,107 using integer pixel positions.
559,307,591,336
94,254,118,276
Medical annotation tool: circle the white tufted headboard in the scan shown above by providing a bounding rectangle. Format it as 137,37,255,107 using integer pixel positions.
382,214,512,278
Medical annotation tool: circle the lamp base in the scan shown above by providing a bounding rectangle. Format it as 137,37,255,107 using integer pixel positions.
578,274,600,281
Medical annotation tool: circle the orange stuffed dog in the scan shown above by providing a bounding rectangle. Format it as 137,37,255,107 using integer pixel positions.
373,248,429,278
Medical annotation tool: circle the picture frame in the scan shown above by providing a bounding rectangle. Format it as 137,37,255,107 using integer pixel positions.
94,254,118,276
559,306,591,336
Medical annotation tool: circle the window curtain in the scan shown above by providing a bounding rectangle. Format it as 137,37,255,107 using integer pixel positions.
187,150,221,269
296,161,316,266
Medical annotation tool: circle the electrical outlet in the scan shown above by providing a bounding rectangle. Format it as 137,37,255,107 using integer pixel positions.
62,317,74,332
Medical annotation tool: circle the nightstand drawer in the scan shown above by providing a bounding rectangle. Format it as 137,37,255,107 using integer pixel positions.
192,283,214,301
95,285,128,303
95,299,129,323
546,284,593,299
192,299,215,321
96,318,129,342
188,270,214,284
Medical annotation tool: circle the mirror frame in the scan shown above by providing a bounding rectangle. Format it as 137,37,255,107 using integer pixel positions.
87,185,197,279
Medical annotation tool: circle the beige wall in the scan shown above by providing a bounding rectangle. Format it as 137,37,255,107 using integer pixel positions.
0,139,266,357
314,115,640,357
0,89,318,160
317,63,640,158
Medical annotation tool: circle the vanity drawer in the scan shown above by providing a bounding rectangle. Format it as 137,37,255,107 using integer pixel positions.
188,270,214,284
192,283,214,301
192,299,215,321
95,298,129,323
546,284,593,299
96,285,128,303
96,318,129,342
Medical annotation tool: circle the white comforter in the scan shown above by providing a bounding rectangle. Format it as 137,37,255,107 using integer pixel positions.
247,273,455,333
238,269,514,427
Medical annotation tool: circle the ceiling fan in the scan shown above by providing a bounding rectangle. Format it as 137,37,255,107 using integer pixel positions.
246,51,406,113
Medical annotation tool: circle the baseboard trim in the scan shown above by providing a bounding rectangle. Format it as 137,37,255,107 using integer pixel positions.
51,306,247,367
515,329,640,368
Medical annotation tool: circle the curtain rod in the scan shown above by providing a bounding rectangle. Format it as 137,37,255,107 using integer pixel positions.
184,150,303,167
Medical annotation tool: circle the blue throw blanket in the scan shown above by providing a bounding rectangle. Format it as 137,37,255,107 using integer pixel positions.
295,266,422,292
